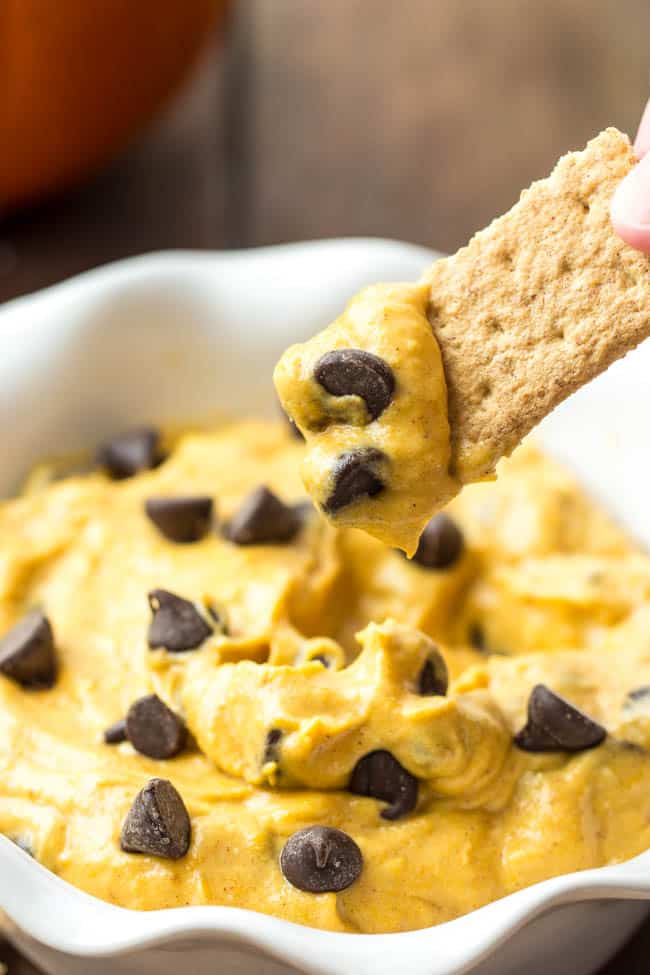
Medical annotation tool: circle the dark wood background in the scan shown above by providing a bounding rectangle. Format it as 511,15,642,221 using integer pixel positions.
2,0,650,970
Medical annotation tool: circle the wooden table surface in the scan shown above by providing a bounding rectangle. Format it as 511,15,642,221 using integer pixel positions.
2,1,650,970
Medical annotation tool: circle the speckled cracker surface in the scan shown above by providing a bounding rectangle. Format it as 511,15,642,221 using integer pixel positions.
425,127,650,483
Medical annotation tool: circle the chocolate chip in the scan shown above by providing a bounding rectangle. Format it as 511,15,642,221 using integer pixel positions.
312,654,330,668
145,496,213,543
468,622,486,652
263,728,282,765
314,349,395,422
412,513,464,569
349,750,418,820
147,589,213,652
323,448,386,514
96,427,163,480
126,694,187,760
280,826,362,893
0,611,57,689
417,649,448,696
120,777,191,859
226,486,302,545
206,604,227,631
104,718,127,744
625,686,650,709
514,684,607,752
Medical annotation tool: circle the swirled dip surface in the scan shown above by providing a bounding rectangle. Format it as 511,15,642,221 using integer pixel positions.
2,420,650,933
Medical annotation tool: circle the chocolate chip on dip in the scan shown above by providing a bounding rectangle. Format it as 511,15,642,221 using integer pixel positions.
280,826,363,893
0,611,57,689
104,718,128,745
145,496,214,543
126,694,187,760
411,513,464,569
314,349,395,422
349,749,418,820
323,448,386,514
417,648,449,696
96,427,164,480
263,728,283,766
226,486,302,545
120,778,191,859
147,589,214,652
514,684,606,752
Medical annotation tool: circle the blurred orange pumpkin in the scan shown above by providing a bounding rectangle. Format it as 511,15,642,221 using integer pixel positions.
0,0,227,209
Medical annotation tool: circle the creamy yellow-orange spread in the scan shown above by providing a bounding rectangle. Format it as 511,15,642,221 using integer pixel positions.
274,283,459,555
2,420,650,933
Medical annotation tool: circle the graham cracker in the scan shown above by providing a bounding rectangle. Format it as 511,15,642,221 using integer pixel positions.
425,127,650,483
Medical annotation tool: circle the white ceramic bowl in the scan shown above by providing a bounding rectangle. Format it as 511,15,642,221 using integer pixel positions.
2,239,650,975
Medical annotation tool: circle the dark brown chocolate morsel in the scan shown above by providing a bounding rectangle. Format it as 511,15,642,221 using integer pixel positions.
514,684,607,752
263,728,282,765
417,649,448,696
145,496,213,544
0,611,57,689
412,513,464,569
314,349,395,421
126,694,187,760
104,718,128,745
349,749,418,820
226,486,302,545
96,428,163,480
120,778,191,859
312,654,331,668
147,589,213,652
624,686,650,711
323,448,386,514
468,622,486,652
280,826,363,893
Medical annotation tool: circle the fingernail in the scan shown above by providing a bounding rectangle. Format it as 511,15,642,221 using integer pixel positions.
634,98,650,159
610,150,650,253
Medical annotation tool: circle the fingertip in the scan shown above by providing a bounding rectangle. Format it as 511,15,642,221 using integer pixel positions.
611,215,650,254
634,97,650,159
611,150,650,254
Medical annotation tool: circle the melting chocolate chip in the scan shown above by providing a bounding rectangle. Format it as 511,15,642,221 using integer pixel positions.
624,686,650,709
323,448,386,514
96,428,163,480
145,496,213,544
412,513,464,569
0,611,57,689
226,486,302,545
314,349,395,422
263,728,283,765
349,749,418,820
468,622,486,652
120,777,191,859
126,694,187,760
104,718,128,745
147,589,213,652
280,826,363,893
514,684,606,753
417,649,448,696
312,654,331,668
206,604,227,632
